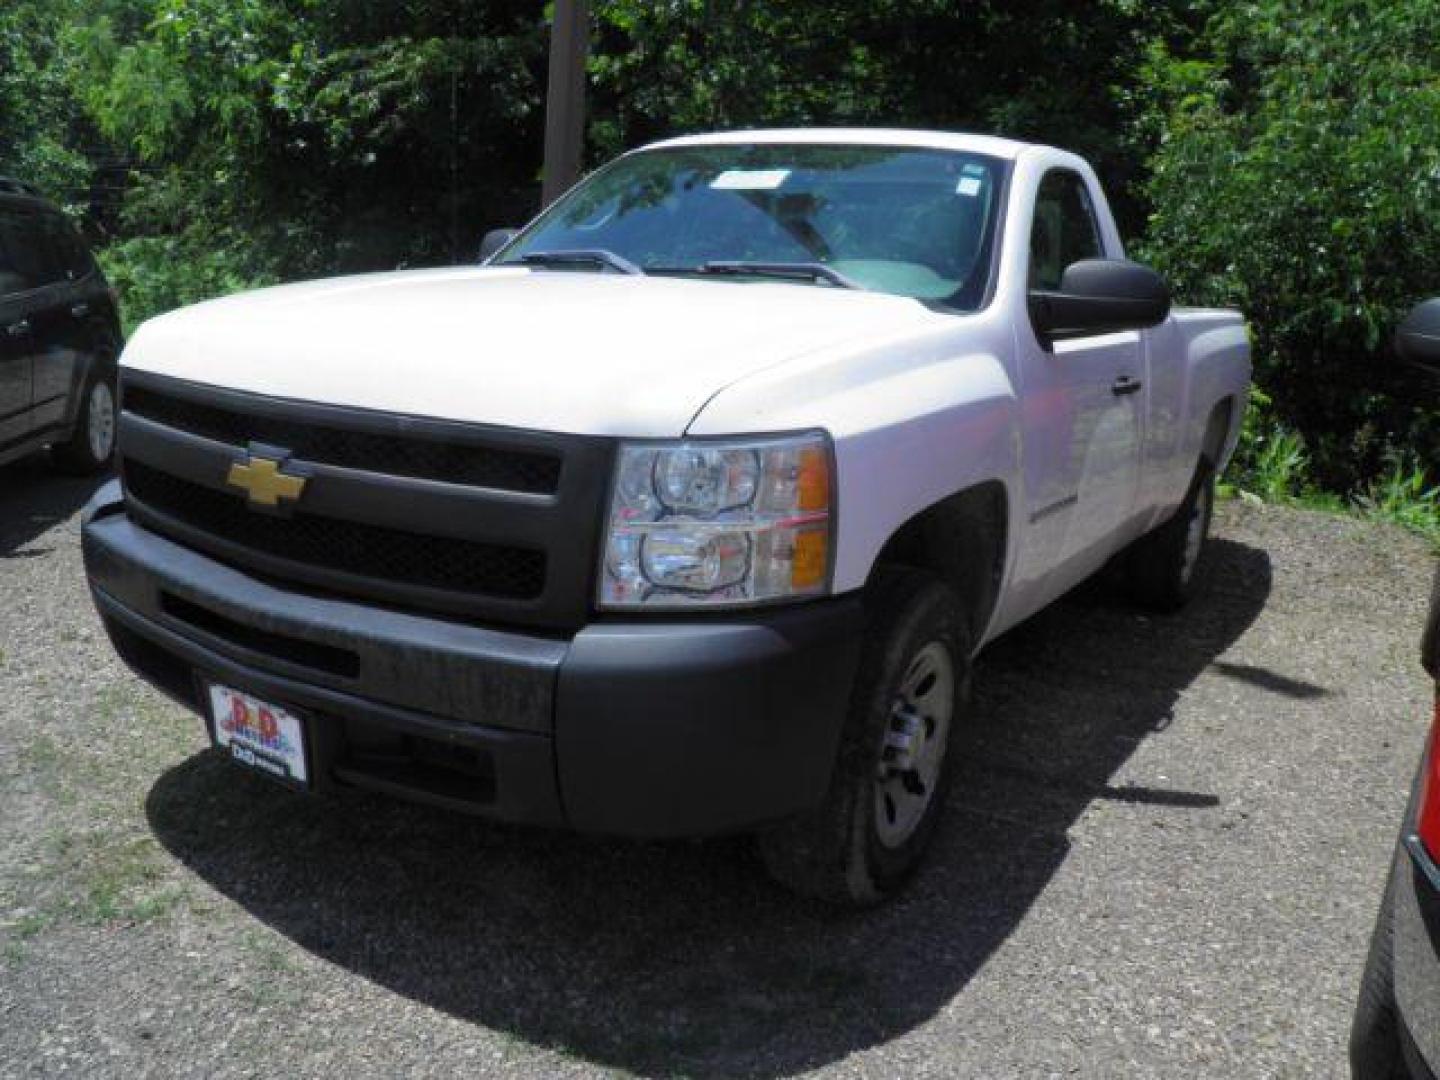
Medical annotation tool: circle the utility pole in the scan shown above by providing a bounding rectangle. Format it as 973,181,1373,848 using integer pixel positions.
541,0,589,207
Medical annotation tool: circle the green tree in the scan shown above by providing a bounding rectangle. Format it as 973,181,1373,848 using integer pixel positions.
73,0,547,325
1136,0,1440,490
1,1,107,212
590,0,1180,237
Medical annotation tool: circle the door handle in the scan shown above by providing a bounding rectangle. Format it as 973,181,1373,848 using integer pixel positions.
1111,375,1143,397
70,302,91,318
4,319,30,338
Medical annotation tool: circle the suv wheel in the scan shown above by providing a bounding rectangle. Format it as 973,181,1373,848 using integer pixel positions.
1350,874,1409,1079
758,568,972,905
52,362,118,475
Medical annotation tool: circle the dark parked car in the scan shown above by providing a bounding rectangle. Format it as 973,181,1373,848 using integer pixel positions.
1351,298,1440,1080
0,176,121,474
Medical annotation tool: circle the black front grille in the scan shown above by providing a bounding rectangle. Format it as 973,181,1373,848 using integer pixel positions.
124,385,562,495
117,371,613,630
126,461,546,601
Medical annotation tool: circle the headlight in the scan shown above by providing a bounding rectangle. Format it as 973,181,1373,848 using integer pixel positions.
599,432,834,608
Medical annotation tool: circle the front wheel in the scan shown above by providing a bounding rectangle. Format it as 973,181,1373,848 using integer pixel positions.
758,568,972,905
51,364,118,475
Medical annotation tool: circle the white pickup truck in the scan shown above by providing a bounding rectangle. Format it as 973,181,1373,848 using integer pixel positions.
82,129,1249,903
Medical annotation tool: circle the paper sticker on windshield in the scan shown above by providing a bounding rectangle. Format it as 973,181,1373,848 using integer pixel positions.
956,176,984,197
711,169,791,191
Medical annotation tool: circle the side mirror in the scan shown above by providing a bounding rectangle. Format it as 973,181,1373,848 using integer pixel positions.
1029,258,1172,341
1396,298,1440,370
478,228,519,263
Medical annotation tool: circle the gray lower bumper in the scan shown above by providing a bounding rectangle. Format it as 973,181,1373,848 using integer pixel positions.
82,481,863,836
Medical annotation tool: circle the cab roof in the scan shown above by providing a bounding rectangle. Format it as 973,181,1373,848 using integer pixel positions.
642,128,1037,161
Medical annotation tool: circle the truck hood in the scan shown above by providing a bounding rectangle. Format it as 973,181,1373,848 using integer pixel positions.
122,267,947,436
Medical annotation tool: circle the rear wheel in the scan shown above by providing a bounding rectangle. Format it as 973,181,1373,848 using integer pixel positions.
1125,461,1215,612
758,568,971,905
51,362,118,475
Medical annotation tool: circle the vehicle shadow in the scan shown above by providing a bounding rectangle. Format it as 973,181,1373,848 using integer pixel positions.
0,455,106,557
145,538,1273,1078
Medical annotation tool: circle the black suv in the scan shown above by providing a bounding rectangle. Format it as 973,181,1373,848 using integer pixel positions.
0,177,121,474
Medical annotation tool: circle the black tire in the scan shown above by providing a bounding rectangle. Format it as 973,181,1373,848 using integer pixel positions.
1125,461,1215,612
758,568,972,905
51,361,118,475
1350,873,1409,1079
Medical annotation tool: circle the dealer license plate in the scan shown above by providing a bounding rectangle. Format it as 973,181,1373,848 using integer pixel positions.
208,684,309,786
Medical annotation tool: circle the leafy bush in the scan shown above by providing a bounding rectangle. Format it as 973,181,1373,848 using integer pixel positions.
1219,386,1315,505
75,0,546,284
1354,459,1440,550
0,1,102,212
1135,0,1440,493
1219,390,1439,551
97,235,277,335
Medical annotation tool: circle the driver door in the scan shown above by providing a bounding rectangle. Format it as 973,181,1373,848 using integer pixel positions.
1010,169,1146,605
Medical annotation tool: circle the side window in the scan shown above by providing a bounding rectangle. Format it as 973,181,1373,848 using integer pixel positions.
0,213,31,297
0,211,55,292
42,215,93,282
1028,170,1103,290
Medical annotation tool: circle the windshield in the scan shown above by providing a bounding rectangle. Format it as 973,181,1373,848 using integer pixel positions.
498,143,1008,309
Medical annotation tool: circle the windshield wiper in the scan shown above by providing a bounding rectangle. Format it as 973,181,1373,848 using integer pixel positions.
696,261,863,290
520,249,643,276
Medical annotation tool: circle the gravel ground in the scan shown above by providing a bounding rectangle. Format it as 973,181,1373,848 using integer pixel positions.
1,454,1435,1079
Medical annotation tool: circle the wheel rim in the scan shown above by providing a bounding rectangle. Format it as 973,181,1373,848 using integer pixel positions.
874,641,955,849
1179,481,1212,585
88,381,116,462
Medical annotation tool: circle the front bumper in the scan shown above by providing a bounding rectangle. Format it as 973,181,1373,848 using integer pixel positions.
82,481,863,837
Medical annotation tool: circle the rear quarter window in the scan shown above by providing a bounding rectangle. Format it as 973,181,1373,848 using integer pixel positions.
43,215,95,282
0,209,72,293
0,211,37,296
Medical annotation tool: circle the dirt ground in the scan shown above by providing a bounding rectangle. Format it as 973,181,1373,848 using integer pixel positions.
2,456,1435,1078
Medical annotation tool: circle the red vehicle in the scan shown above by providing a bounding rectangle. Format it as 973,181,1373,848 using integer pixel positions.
1351,298,1440,1079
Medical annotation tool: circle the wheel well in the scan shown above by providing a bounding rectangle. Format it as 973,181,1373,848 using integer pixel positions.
1201,396,1236,467
868,481,1008,644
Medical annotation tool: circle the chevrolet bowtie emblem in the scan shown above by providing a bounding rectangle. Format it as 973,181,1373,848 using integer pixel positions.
227,449,308,509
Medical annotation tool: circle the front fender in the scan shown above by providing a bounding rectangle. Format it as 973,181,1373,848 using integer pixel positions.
686,325,1021,595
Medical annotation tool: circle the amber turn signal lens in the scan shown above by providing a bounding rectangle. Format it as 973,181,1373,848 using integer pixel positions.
790,527,829,590
797,445,830,513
